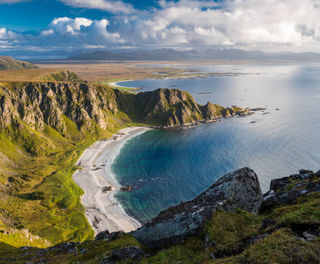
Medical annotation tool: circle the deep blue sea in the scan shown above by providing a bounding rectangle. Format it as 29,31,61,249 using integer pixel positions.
112,63,320,223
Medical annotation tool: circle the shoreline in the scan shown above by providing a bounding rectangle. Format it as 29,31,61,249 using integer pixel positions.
108,80,142,92
72,127,151,235
108,80,133,88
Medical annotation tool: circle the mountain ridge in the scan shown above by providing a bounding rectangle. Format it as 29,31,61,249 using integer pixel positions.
0,56,37,70
67,48,320,62
0,81,249,248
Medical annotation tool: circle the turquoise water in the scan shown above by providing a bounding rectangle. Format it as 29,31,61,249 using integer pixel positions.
112,64,320,223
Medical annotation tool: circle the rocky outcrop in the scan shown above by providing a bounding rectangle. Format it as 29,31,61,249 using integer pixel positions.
0,82,119,133
118,88,251,128
41,70,82,82
0,83,250,135
100,247,145,263
261,169,320,211
133,167,263,248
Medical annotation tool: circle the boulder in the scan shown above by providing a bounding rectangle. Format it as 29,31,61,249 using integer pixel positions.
95,230,124,241
261,169,320,211
100,247,145,263
133,167,262,248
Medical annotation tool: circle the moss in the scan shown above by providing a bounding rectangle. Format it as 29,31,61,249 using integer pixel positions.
269,193,320,228
204,209,261,256
231,229,320,264
141,238,208,264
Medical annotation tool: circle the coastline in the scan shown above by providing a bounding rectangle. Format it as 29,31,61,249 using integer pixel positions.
108,80,142,92
72,127,151,235
108,80,133,88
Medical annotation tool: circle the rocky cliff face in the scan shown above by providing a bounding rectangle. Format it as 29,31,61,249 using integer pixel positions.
117,88,250,127
0,81,251,247
0,82,249,136
0,82,119,133
133,167,263,248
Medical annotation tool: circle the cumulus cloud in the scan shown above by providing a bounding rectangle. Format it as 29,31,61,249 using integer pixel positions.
0,17,125,55
3,0,320,56
134,0,320,51
0,27,18,39
37,17,125,48
60,0,134,14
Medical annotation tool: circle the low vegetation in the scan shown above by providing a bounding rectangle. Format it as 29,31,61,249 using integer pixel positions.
1,79,317,263
1,192,320,263
41,70,82,82
0,80,243,252
0,56,37,71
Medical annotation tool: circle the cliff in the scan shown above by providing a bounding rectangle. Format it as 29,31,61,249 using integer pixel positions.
0,81,250,247
0,82,249,139
1,168,320,263
117,88,249,127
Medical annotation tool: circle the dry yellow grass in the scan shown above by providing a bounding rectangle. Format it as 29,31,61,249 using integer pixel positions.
0,61,184,82
34,61,184,82
0,69,63,82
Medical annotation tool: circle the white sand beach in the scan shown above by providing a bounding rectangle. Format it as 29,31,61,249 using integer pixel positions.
72,127,151,235
108,80,133,88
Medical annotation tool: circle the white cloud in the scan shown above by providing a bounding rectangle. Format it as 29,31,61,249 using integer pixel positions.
0,27,18,39
49,17,93,35
3,0,320,55
129,0,320,51
39,17,125,46
0,17,125,55
60,0,134,14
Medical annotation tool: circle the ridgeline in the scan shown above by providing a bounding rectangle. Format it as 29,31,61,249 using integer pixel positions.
1,81,318,263
0,57,37,71
0,81,249,249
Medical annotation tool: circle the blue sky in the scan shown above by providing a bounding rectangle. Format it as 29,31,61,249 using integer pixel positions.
0,0,319,58
0,0,162,32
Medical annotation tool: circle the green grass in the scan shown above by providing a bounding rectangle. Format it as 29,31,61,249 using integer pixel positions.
0,81,319,263
0,95,132,248
215,229,320,264
204,209,261,256
1,189,320,263
41,71,82,82
269,193,320,229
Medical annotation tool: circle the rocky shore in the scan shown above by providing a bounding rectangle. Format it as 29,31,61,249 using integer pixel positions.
2,167,320,263
133,167,263,248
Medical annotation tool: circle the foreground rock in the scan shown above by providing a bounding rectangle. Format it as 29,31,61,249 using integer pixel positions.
261,169,320,211
133,167,263,248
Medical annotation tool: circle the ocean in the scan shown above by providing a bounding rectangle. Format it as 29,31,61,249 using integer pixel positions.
112,63,320,224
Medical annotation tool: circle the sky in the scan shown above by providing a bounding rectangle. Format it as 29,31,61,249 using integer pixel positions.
1,0,320,58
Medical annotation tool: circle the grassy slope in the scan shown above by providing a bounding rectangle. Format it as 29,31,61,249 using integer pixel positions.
0,81,139,249
0,80,304,263
0,57,37,71
1,192,320,263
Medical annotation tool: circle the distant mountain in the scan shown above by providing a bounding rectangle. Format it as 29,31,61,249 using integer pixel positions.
0,56,37,70
68,48,320,62
68,48,192,61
